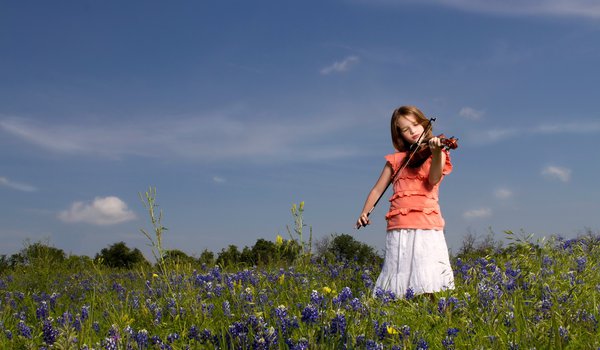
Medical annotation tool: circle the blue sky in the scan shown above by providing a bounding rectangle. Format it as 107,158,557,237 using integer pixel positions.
2,1,600,259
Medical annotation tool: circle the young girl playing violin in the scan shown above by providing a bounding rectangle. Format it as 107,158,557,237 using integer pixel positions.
356,105,455,298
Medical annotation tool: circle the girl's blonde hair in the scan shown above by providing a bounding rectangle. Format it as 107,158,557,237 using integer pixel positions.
390,105,433,151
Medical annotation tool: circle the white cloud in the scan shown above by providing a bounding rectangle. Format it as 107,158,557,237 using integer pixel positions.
364,0,600,19
459,107,484,120
494,188,512,199
58,196,136,225
0,110,362,163
0,176,37,192
463,208,492,219
320,55,360,75
213,176,226,183
533,121,600,134
542,166,571,182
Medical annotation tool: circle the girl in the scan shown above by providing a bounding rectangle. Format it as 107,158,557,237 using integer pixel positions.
356,105,454,298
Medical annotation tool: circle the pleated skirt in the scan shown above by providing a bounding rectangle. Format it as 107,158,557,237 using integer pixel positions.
374,229,454,298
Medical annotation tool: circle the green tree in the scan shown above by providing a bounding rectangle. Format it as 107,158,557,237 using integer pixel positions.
162,249,197,266
216,245,241,268
95,241,148,269
198,249,215,266
9,240,66,268
328,233,382,265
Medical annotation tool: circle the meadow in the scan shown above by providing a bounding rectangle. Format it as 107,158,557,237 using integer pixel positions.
1,190,599,349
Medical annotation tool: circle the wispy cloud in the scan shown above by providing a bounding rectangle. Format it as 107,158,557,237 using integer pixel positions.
0,176,37,192
459,107,484,121
320,55,360,75
494,188,512,199
541,165,571,182
0,110,362,162
469,120,600,144
361,0,600,19
58,196,136,225
463,207,492,219
213,176,226,184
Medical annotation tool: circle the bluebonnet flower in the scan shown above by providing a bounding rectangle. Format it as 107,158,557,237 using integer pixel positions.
151,335,163,345
415,337,429,349
228,321,249,340
334,287,353,305
373,321,389,340
349,297,364,312
49,292,58,309
202,303,215,316
222,301,232,317
301,304,319,324
558,326,569,341
102,336,117,350
93,321,100,333
366,339,384,350
36,301,49,320
187,325,200,341
17,320,32,339
136,329,149,348
576,256,587,273
81,305,90,320
57,311,74,327
72,316,82,332
374,287,396,303
438,297,447,313
154,308,163,324
329,313,347,336
167,332,180,343
286,337,308,350
361,271,374,289
42,319,59,345
310,290,324,305
5,330,12,340
405,287,415,300
108,324,119,339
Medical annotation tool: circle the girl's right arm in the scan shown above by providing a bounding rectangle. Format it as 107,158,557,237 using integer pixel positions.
356,163,393,228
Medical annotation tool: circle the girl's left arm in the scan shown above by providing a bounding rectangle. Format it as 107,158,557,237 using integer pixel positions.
428,137,446,186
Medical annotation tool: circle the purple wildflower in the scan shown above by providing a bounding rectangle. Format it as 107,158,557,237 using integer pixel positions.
222,301,232,317
81,305,90,320
136,329,149,348
301,304,319,324
329,313,347,336
42,319,59,345
17,320,32,339
36,301,49,320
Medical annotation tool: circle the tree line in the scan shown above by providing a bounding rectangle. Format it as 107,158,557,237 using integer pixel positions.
0,233,383,274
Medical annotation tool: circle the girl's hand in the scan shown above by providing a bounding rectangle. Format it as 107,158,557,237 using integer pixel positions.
428,136,443,153
356,213,371,229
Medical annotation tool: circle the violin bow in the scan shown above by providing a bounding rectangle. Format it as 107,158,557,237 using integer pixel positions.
356,117,436,229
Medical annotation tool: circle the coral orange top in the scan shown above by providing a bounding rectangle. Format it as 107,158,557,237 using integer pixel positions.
384,150,452,231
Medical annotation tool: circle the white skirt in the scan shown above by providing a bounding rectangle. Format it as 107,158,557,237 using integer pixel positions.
374,229,454,298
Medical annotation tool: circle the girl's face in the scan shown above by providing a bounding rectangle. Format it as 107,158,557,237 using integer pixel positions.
396,114,425,143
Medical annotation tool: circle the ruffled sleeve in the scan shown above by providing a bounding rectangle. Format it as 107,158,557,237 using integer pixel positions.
384,152,407,174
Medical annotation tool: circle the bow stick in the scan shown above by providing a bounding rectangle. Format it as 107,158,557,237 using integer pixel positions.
356,117,436,229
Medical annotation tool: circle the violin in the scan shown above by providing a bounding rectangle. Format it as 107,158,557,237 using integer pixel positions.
405,134,458,168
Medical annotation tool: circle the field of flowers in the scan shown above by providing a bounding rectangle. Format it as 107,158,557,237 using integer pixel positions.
1,193,599,349
2,230,600,349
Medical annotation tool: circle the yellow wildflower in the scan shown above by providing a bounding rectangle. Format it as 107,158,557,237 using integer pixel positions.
323,286,332,294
